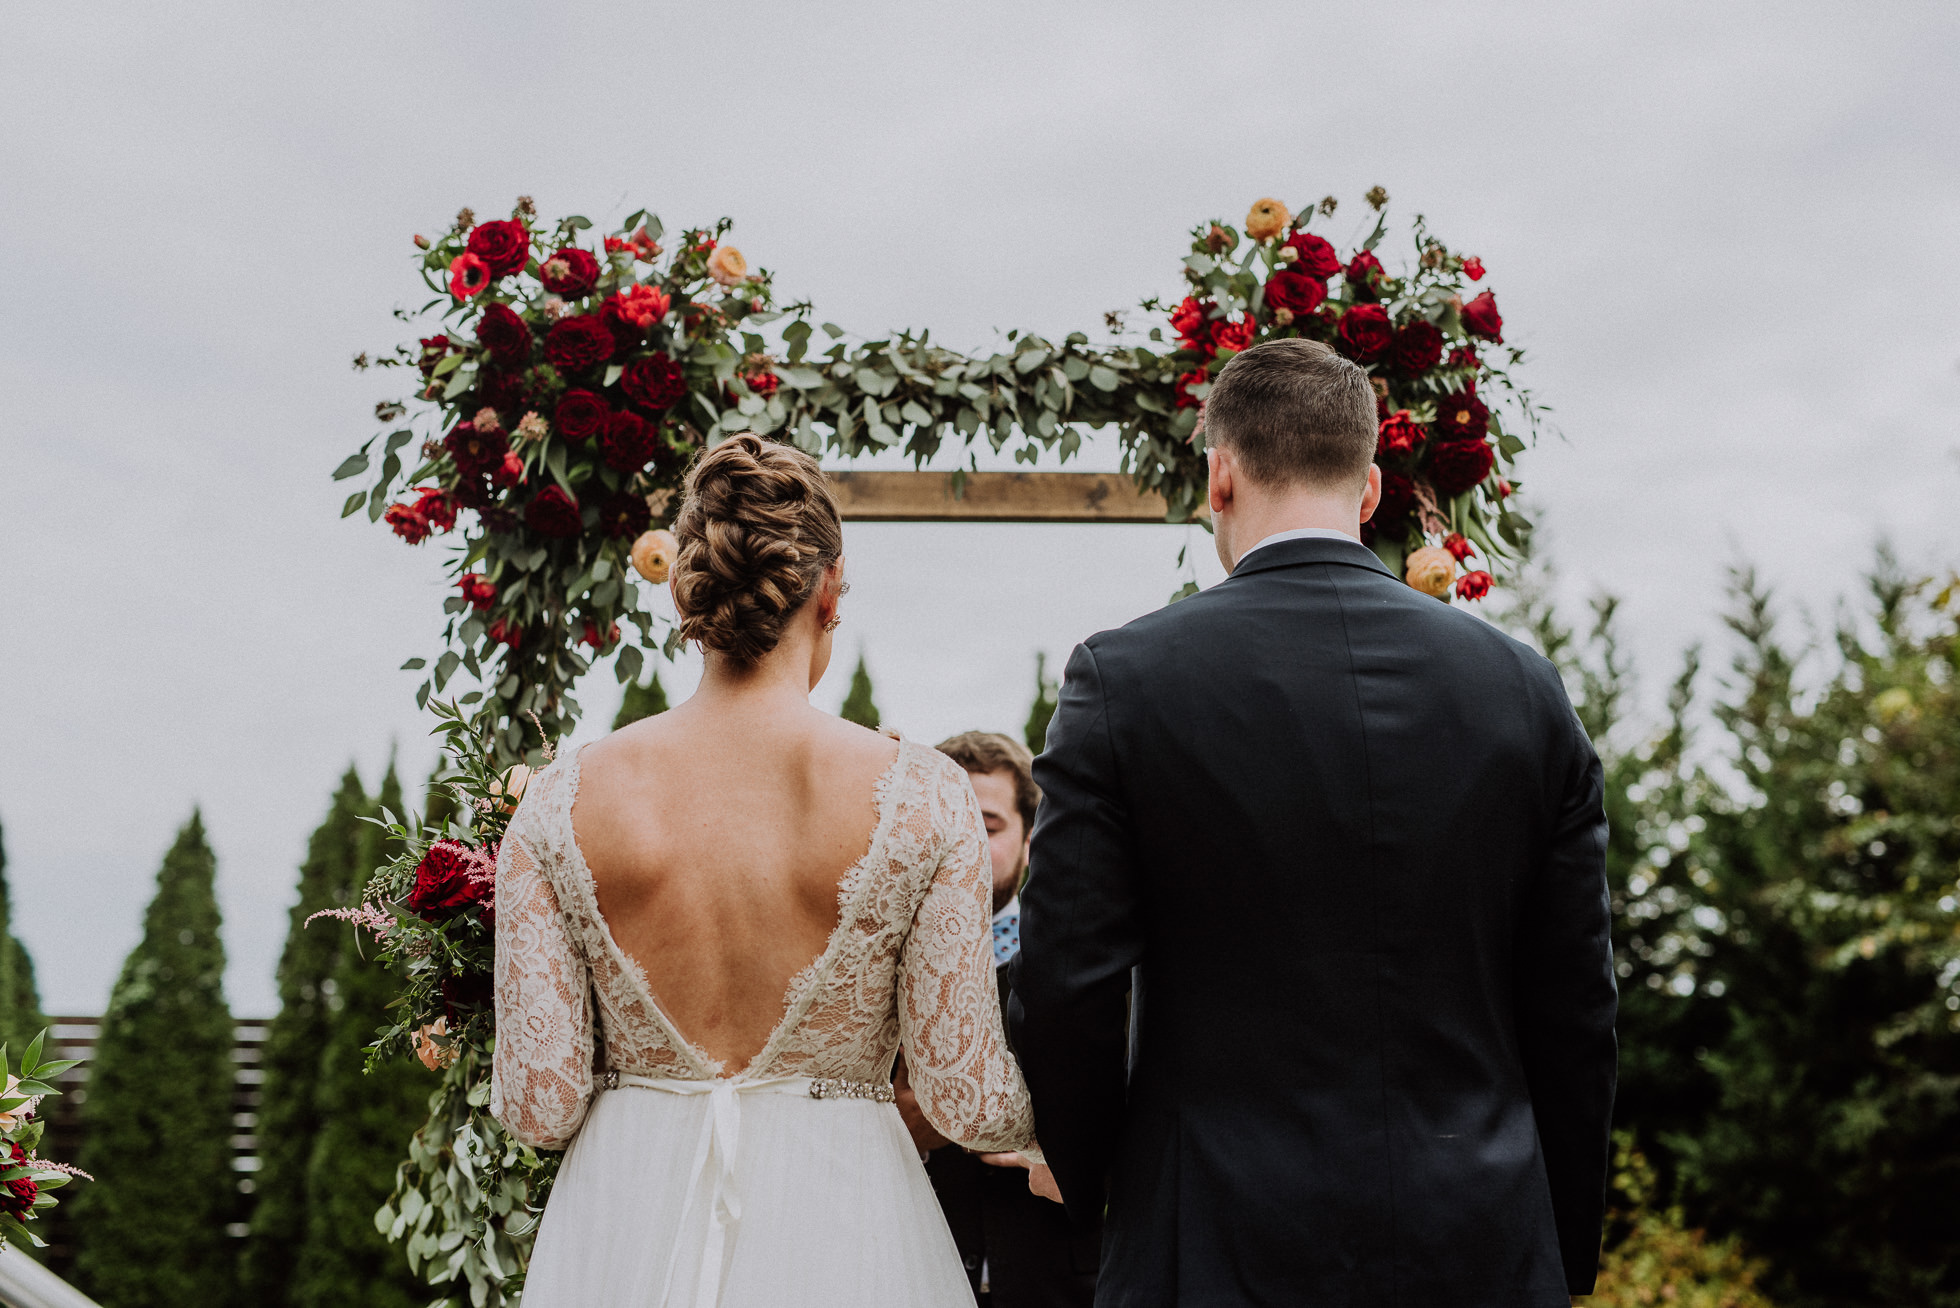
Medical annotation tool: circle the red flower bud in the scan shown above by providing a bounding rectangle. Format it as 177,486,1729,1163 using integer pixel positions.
1442,532,1476,563
1455,570,1493,601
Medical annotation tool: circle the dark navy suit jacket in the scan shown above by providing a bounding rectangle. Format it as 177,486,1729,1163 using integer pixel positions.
1010,535,1616,1307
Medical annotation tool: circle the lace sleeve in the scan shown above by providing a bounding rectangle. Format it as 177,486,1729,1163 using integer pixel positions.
490,805,595,1150
896,768,1035,1154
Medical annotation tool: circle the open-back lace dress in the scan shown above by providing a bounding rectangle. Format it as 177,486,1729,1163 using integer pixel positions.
492,735,1036,1308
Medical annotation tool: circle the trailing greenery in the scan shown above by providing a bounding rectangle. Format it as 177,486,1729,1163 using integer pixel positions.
0,817,47,1057
1024,652,1058,755
840,653,879,729
612,668,670,729
241,767,370,1305
290,767,439,1308
71,812,239,1308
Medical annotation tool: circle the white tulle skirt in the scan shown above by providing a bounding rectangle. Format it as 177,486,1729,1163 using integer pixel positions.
521,1076,974,1308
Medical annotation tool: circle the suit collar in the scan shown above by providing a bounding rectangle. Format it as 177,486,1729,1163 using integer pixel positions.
1225,534,1397,581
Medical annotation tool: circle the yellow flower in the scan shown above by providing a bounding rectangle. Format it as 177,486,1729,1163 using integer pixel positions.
1405,546,1457,600
631,528,680,584
1244,198,1291,241
707,245,749,287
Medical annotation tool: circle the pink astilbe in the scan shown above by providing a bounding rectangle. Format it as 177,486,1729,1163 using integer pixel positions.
304,903,394,939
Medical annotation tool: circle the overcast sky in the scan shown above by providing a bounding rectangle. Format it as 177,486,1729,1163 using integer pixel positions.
4,1,1956,1015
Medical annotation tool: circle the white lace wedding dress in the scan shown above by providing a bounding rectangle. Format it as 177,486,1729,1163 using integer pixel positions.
491,735,1036,1308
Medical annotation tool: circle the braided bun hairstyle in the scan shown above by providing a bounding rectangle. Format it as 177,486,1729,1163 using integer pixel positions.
668,433,844,664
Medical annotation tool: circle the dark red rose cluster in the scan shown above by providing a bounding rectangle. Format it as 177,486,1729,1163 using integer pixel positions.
407,840,494,922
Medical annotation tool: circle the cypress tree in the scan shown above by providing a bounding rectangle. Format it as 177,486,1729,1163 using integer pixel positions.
1024,652,1058,755
0,816,47,1055
72,812,239,1308
613,668,671,729
240,768,368,1305
289,766,436,1308
840,653,880,728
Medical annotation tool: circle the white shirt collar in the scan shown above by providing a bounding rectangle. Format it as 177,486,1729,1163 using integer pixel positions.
1237,526,1359,567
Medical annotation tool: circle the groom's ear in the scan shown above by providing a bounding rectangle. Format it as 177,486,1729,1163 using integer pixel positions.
1358,463,1382,524
1207,447,1233,516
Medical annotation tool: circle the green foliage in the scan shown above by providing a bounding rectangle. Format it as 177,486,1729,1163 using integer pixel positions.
0,817,47,1056
290,767,439,1308
612,669,670,729
839,654,879,729
241,767,368,1305
1593,1136,1777,1308
1024,652,1058,755
72,812,239,1308
0,1031,84,1252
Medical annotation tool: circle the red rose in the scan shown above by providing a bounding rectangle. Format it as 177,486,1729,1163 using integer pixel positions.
554,389,610,442
1263,270,1327,317
407,840,493,921
598,490,651,539
411,486,457,534
1388,321,1444,375
457,574,497,611
0,1143,35,1218
1462,257,1486,282
580,619,621,649
1456,570,1493,601
1170,296,1212,352
448,253,490,299
1335,304,1394,364
443,422,508,480
1174,366,1208,409
1376,470,1416,521
476,303,532,365
744,369,780,397
525,484,583,538
493,450,525,488
1428,439,1495,497
477,368,531,417
1448,344,1480,371
417,335,452,375
598,410,658,473
465,219,529,277
1436,393,1490,441
603,284,671,336
540,247,599,297
384,501,430,544
487,616,523,647
543,314,616,372
1461,290,1503,342
1442,532,1476,563
1211,316,1255,355
621,352,687,413
1377,410,1425,458
1282,232,1342,281
1346,250,1385,290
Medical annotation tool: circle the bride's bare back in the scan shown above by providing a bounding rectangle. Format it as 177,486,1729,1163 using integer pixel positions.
572,699,899,1074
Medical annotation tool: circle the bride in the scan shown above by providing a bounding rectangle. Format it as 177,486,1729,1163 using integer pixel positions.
491,434,1045,1307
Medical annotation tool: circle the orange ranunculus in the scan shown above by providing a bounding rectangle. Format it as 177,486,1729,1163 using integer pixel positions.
631,528,680,584
1405,546,1457,600
707,245,749,287
1244,198,1292,241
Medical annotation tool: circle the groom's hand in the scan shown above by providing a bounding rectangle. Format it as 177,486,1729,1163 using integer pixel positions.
892,1055,950,1158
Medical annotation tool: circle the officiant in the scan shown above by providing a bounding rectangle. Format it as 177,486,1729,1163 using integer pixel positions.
895,732,1100,1307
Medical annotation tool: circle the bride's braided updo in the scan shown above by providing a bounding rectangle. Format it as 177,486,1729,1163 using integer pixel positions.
668,433,843,664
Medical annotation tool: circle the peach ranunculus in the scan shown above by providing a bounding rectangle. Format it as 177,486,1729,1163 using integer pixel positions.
631,527,680,584
706,245,749,287
1404,546,1457,600
0,1074,31,1131
490,764,532,813
412,1019,457,1071
1244,198,1292,241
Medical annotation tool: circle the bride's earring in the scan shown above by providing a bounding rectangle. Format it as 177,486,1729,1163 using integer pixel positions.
823,613,843,633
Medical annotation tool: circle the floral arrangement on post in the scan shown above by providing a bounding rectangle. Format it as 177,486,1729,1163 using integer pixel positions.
341,191,1540,761
1153,188,1536,601
0,1032,86,1252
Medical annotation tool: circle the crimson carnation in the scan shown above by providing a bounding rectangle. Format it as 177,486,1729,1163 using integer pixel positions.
554,388,611,442
384,501,431,544
1436,393,1490,441
539,246,600,297
1282,232,1342,281
475,303,532,365
1263,270,1326,316
1377,410,1425,458
1442,531,1476,563
1376,470,1416,522
1388,320,1444,376
598,410,658,473
1428,438,1495,497
1456,570,1493,601
1335,304,1394,364
465,219,529,277
410,486,457,534
621,352,687,412
457,573,497,611
1170,296,1212,352
543,315,616,372
525,484,583,538
407,840,492,921
1211,316,1255,355
597,490,651,539
0,1143,35,1218
443,422,509,480
1461,290,1503,342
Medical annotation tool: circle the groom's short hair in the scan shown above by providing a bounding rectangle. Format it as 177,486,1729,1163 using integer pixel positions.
1203,338,1377,489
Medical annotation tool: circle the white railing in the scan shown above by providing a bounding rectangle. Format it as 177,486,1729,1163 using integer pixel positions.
0,1251,99,1308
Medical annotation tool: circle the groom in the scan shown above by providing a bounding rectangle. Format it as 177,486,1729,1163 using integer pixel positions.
1009,338,1616,1306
